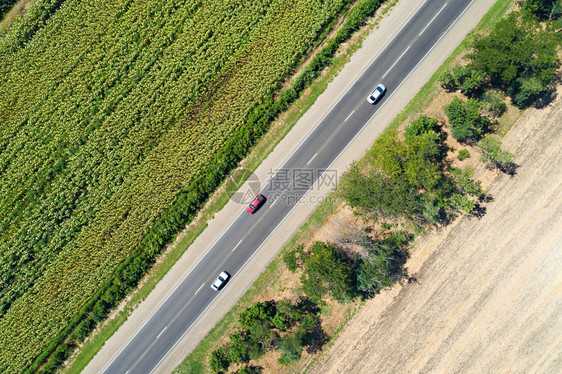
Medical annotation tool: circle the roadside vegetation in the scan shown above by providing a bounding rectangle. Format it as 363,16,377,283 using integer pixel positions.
178,0,561,372
440,1,560,174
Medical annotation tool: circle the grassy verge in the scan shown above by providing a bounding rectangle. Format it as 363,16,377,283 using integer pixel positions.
174,0,520,373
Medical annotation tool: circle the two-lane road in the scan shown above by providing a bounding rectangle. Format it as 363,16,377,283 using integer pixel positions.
102,1,476,372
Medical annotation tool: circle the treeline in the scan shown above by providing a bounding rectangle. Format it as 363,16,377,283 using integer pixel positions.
340,115,485,226
439,2,560,175
440,3,560,109
210,234,409,373
210,299,322,372
222,111,491,372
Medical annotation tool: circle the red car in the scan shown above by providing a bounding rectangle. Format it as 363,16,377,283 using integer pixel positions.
246,194,266,214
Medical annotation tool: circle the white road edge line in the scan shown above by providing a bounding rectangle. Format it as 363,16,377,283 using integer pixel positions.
194,283,205,295
156,326,167,340
148,0,474,365
101,208,247,373
307,153,318,165
149,189,308,374
107,0,461,372
381,45,411,80
419,3,447,37
232,240,243,252
150,2,475,369
257,0,431,193
344,110,355,122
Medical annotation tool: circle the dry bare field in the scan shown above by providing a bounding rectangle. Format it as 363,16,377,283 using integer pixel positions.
310,92,562,373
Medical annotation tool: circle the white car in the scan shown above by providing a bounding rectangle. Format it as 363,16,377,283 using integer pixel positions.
210,271,230,291
366,83,386,104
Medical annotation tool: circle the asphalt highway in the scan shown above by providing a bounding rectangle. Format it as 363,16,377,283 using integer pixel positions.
102,1,475,372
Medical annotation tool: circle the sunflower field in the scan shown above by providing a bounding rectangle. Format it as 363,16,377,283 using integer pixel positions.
0,0,385,371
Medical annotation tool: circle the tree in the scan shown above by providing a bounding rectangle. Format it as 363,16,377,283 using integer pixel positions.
421,195,441,224
445,97,490,142
447,193,476,214
477,137,516,174
404,115,439,139
439,65,472,91
439,65,485,97
246,321,272,359
239,301,276,329
508,75,548,107
355,249,394,294
236,366,263,374
73,318,95,342
339,166,423,221
403,134,442,190
295,313,320,346
272,300,297,330
370,133,407,179
300,242,356,303
522,0,562,21
374,128,442,190
226,332,251,364
282,245,304,272
439,69,456,91
460,68,485,96
277,334,303,365
210,349,230,373
481,89,506,117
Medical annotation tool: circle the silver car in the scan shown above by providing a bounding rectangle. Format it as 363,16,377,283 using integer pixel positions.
211,271,230,291
366,83,386,104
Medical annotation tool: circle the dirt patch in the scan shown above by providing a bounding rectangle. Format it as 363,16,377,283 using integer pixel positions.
309,91,562,373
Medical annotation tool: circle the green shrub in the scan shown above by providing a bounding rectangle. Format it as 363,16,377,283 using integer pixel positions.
236,366,263,374
481,89,506,116
439,69,456,90
225,332,251,364
277,335,303,365
522,0,562,21
477,137,516,174
239,301,276,329
445,97,490,142
299,242,357,303
209,349,230,373
450,167,483,196
447,193,476,214
457,149,470,160
282,245,303,272
73,318,96,342
404,115,439,139
460,68,485,96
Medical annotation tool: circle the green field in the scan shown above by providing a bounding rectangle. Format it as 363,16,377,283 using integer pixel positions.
0,0,357,371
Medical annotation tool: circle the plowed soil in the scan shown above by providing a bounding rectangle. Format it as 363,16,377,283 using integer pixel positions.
310,94,562,373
